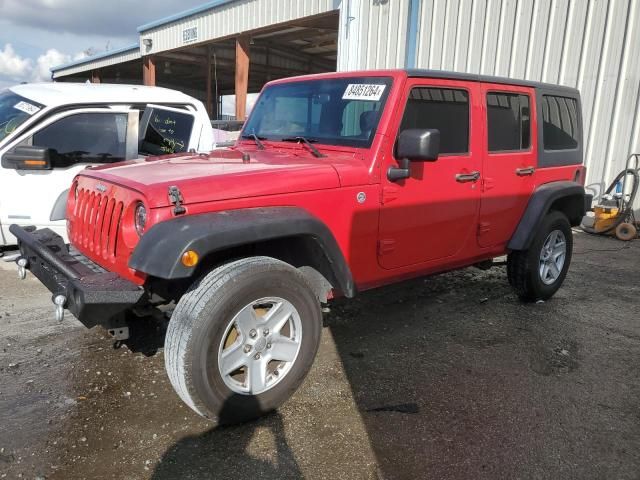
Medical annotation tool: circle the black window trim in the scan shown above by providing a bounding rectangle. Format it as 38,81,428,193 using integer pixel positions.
486,90,533,155
394,84,472,159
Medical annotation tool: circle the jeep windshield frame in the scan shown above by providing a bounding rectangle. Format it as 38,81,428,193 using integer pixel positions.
242,76,393,149
0,90,44,143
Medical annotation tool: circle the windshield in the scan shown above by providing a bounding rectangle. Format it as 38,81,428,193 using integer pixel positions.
243,76,392,148
0,90,43,142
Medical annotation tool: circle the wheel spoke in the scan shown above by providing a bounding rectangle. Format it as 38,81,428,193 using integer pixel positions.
247,358,267,393
549,261,561,280
552,242,566,258
548,230,559,247
540,262,549,281
263,301,295,333
220,343,247,375
269,334,300,363
234,306,257,337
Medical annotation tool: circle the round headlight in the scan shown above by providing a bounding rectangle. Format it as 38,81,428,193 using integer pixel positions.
134,202,147,236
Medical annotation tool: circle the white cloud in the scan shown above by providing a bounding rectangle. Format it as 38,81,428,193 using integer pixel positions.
0,44,32,81
0,42,88,84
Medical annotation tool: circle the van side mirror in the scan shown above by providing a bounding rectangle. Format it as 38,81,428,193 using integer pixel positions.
388,129,440,181
1,146,52,170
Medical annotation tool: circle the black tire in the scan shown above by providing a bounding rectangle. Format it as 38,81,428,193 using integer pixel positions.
507,211,573,302
165,256,322,424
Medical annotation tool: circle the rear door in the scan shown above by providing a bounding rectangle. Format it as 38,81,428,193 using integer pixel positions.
478,84,537,247
139,105,198,155
378,78,482,268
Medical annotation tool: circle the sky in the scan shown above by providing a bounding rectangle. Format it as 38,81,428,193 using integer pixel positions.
0,0,206,89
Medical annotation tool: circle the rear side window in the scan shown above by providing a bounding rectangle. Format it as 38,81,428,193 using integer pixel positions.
30,112,127,167
140,108,194,155
542,95,579,150
399,87,469,155
487,93,530,152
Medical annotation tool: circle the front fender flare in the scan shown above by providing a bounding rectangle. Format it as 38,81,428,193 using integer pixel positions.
129,207,355,297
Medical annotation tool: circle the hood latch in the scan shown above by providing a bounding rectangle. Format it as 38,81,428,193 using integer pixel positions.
168,185,186,215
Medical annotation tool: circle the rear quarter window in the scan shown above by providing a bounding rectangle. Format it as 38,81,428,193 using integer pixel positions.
542,95,579,150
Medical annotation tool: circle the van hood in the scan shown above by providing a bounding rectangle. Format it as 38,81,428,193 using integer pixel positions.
79,148,369,208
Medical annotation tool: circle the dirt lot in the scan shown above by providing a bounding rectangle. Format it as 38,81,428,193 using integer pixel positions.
0,232,639,480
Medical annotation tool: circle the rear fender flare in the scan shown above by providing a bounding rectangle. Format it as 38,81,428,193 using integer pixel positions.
508,181,586,251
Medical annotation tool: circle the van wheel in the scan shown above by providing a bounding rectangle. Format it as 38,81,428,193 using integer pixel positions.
507,211,573,302
165,256,322,424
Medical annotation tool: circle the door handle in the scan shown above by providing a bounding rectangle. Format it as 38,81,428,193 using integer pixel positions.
455,171,480,183
516,166,535,176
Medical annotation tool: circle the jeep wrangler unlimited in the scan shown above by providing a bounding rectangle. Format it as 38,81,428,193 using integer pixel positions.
10,70,589,423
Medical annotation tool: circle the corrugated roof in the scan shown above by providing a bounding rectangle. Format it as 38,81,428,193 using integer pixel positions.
50,44,140,73
137,0,239,32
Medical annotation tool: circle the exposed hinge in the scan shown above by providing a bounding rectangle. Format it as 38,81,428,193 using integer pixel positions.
482,177,495,192
378,239,396,256
381,186,399,205
478,222,491,236
168,185,186,215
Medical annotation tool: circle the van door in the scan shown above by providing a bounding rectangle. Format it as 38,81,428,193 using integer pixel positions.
378,79,482,268
478,84,537,247
0,108,138,245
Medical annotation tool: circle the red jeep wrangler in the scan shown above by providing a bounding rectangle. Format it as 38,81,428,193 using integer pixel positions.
11,70,589,423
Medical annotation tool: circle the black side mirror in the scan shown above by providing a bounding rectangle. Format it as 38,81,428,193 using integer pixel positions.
388,129,440,181
1,146,52,170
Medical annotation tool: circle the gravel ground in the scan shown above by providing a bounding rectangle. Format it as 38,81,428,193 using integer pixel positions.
0,232,638,480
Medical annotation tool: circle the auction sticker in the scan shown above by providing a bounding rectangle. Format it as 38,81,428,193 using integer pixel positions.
14,101,40,115
342,84,386,101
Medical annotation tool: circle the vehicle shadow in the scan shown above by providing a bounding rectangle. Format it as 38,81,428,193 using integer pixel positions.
151,395,302,479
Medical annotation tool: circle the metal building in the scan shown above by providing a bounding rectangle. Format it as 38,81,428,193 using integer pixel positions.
51,0,640,202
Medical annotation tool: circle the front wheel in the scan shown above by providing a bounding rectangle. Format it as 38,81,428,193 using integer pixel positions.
164,256,322,424
507,211,573,302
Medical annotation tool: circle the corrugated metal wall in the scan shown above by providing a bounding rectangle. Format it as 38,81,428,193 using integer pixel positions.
141,0,340,54
52,47,141,78
406,0,640,204
338,0,411,70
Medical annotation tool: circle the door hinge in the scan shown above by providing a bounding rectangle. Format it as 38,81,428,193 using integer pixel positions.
478,222,491,236
381,186,399,205
378,239,396,256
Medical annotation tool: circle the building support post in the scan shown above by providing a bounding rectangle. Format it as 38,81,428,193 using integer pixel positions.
206,45,213,117
90,70,101,83
143,56,156,86
235,35,250,120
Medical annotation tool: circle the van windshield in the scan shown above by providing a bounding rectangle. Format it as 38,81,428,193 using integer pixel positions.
243,77,393,148
0,90,43,143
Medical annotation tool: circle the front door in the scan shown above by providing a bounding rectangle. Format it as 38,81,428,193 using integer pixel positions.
478,84,537,247
378,79,482,269
0,109,137,243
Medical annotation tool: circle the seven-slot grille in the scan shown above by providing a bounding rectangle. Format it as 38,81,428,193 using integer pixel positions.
71,188,124,262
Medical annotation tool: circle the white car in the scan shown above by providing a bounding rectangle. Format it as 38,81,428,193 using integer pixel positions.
0,83,214,247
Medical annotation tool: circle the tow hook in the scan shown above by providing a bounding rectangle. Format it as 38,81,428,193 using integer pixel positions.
17,257,28,280
53,295,67,322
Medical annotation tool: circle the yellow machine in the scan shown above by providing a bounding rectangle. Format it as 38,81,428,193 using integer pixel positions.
582,154,639,241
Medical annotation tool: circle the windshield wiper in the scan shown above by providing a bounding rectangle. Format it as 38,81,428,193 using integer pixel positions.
241,133,266,150
281,136,326,158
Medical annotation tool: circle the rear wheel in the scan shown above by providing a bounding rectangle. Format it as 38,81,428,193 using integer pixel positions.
507,211,573,301
164,256,322,424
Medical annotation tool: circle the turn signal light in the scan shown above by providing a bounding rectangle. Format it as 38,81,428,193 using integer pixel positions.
181,250,199,267
23,159,47,167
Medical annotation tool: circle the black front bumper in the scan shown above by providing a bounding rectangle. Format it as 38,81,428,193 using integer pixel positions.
10,225,144,328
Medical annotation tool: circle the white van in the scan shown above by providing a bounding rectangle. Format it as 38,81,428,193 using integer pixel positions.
0,83,214,247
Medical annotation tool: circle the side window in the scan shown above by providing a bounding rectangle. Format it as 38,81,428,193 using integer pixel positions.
487,92,530,152
30,113,127,167
542,95,579,150
140,108,194,155
399,87,469,155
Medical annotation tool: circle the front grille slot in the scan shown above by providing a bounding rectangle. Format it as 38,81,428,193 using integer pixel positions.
71,188,123,262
